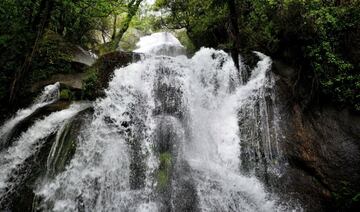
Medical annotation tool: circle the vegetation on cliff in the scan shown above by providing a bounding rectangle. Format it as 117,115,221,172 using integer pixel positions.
1,0,358,114
0,1,359,211
0,0,144,121
155,0,360,111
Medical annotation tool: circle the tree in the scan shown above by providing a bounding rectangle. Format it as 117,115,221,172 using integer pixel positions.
110,0,144,50
0,0,143,117
154,0,360,111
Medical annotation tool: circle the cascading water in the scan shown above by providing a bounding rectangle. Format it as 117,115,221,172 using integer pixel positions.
0,103,90,208
0,82,60,150
0,32,298,211
134,32,186,56
237,56,283,182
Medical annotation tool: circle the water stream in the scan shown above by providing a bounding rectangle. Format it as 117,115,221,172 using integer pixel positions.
0,82,60,150
0,32,296,211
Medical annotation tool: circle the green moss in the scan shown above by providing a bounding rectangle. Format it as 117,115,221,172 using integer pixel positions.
82,68,99,100
157,152,172,190
157,170,168,189
160,152,172,168
31,31,77,82
60,89,72,100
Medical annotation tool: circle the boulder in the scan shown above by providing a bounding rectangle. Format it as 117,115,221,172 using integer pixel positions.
83,51,141,100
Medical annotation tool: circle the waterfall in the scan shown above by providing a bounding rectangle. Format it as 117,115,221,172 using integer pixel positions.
134,32,186,56
0,32,298,211
0,103,90,208
0,82,60,150
46,108,93,178
238,54,283,182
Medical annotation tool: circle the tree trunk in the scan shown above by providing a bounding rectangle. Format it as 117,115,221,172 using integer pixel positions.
112,14,118,40
227,0,241,72
111,0,142,49
9,0,55,104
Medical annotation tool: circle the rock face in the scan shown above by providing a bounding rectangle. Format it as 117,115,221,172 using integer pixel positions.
0,100,72,151
32,72,87,92
72,46,98,66
83,51,141,100
95,51,141,89
1,107,93,211
273,62,360,211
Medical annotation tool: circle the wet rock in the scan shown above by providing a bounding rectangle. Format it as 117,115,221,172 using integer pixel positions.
125,101,148,190
82,51,141,100
171,161,199,212
0,133,57,211
272,60,298,81
0,100,71,151
31,71,87,94
153,61,185,119
0,107,93,211
154,116,183,156
157,152,172,191
59,84,82,101
47,107,93,177
153,115,199,211
72,46,97,66
96,51,141,87
274,71,360,211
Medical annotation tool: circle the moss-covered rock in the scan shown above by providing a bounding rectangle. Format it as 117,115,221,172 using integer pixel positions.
59,83,84,102
119,28,144,52
32,72,87,94
47,107,93,177
82,51,141,100
157,152,172,190
60,89,72,101
31,31,86,83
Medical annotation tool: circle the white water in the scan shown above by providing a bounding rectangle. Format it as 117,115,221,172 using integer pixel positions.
0,103,89,194
30,32,290,211
183,49,279,212
36,56,158,212
0,82,60,145
134,32,185,56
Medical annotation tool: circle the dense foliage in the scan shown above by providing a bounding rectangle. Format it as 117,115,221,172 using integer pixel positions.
0,0,358,113
0,0,143,120
155,0,360,111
